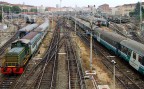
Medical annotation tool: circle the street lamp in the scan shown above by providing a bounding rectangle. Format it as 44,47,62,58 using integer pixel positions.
140,0,142,31
120,15,121,24
111,60,116,89
52,12,53,29
74,10,76,36
1,3,4,24
60,0,62,13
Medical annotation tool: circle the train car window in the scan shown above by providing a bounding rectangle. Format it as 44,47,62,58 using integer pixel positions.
127,49,131,56
121,45,128,54
142,57,144,66
139,56,144,66
139,56,142,62
103,35,111,45
32,42,36,48
133,52,136,59
112,41,116,46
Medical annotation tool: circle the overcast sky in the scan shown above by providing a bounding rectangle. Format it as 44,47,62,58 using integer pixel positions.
3,0,142,7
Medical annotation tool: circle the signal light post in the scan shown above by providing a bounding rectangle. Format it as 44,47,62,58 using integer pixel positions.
89,5,95,72
85,5,96,78
111,60,116,89
107,56,116,89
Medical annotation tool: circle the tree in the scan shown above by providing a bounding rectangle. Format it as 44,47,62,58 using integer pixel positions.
129,2,144,19
0,5,21,13
11,6,21,13
30,8,37,12
0,13,2,22
134,2,141,16
21,9,28,12
129,12,135,17
0,5,12,13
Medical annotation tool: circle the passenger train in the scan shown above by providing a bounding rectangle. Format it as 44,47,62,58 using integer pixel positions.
1,19,49,74
93,28,144,74
18,24,38,38
70,16,144,75
25,15,36,24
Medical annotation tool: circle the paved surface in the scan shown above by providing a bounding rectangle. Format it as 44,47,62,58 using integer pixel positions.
0,24,17,47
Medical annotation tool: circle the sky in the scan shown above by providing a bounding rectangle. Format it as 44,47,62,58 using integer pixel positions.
2,0,142,7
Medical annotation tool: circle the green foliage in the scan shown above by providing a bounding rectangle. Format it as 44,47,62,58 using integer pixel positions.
30,8,37,12
134,2,141,15
129,12,135,17
0,13,2,22
21,9,28,12
11,6,21,13
0,5,11,13
129,2,144,20
0,5,21,13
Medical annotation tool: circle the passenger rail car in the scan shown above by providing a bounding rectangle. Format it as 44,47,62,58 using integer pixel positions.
70,16,144,74
19,24,38,38
1,19,49,74
25,15,36,24
93,28,144,75
70,17,91,34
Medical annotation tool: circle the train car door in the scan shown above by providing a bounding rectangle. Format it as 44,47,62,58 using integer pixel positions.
116,43,121,56
97,32,101,42
129,51,139,70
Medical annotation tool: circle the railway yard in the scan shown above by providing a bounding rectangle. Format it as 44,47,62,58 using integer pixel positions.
0,13,144,89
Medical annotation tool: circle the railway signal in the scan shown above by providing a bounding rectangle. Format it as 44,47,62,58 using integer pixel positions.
111,59,116,89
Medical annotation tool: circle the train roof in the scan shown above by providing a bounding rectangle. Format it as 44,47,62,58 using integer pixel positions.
34,20,49,32
74,17,90,27
8,47,24,54
22,32,38,40
19,24,38,32
19,39,30,44
39,22,49,29
120,39,144,56
94,28,127,42
94,18,107,22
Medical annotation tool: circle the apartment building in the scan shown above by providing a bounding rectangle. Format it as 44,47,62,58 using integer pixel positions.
0,1,36,11
98,4,112,14
111,2,144,16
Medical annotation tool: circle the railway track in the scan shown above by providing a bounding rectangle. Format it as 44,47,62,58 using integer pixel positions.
0,22,41,89
0,31,18,56
0,20,26,57
0,32,18,89
35,28,60,89
11,19,62,89
76,29,144,89
124,24,144,44
64,28,86,89
0,75,19,89
129,31,144,43
110,23,128,37
111,23,144,44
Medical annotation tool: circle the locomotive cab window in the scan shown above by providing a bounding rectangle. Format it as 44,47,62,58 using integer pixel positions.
11,43,17,48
